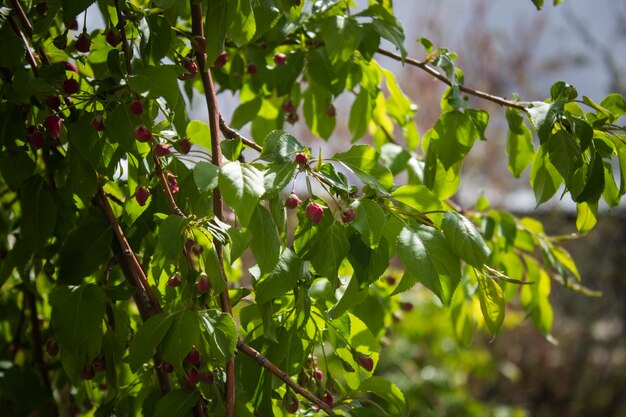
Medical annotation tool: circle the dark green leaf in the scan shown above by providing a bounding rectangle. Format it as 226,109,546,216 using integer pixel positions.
333,145,393,192
161,310,202,373
311,222,350,284
199,309,238,365
260,130,305,163
218,161,265,227
358,377,406,416
205,0,227,64
506,109,534,177
442,212,490,268
193,162,219,196
255,248,307,303
127,313,173,372
20,177,57,253
158,215,189,261
154,389,199,417
249,205,281,275
58,221,112,284
350,199,386,248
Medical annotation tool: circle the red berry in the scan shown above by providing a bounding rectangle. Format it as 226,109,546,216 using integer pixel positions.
79,365,95,380
35,1,47,16
75,33,91,53
134,125,152,142
45,338,59,357
355,352,374,372
105,27,122,47
273,53,287,66
385,276,396,286
322,393,333,406
285,193,301,209
130,99,143,115
313,368,323,381
399,301,413,312
341,208,357,223
178,138,191,154
200,370,214,385
91,115,105,131
196,276,209,293
29,130,44,149
68,19,78,31
185,348,201,365
214,51,227,68
63,78,80,95
168,274,182,287
294,152,308,165
64,62,78,73
283,392,299,414
306,203,324,224
166,170,179,194
182,58,198,77
46,95,61,110
161,362,174,373
326,105,336,118
192,36,206,54
247,63,258,74
282,100,296,114
44,115,62,138
187,368,200,386
154,144,171,157
135,187,150,206
91,356,106,372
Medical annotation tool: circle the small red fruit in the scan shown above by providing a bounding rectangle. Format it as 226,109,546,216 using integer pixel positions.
355,352,374,372
178,138,191,154
182,58,198,77
46,95,61,110
399,301,413,312
161,362,174,373
63,78,80,95
166,170,179,194
45,338,59,357
35,1,47,16
135,187,150,206
154,144,170,157
187,368,200,386
273,53,287,66
185,347,201,365
91,114,105,131
64,62,78,73
341,208,357,223
129,99,143,115
134,125,152,142
214,51,227,68
105,27,122,47
168,273,182,287
200,370,214,385
326,105,336,118
283,391,299,414
306,203,324,224
29,130,44,149
247,63,258,74
385,276,396,286
91,356,106,372
294,152,308,165
196,276,209,293
322,393,333,406
282,100,296,114
79,365,95,380
75,33,91,53
68,19,79,31
44,114,62,138
313,368,323,381
285,193,301,209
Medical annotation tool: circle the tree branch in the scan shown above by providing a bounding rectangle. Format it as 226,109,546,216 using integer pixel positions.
189,3,236,416
219,115,262,152
376,48,529,110
113,0,133,75
236,340,334,415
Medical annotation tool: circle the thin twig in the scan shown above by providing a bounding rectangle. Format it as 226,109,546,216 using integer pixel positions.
8,16,38,76
8,0,33,38
219,116,262,152
376,48,529,111
236,340,334,415
113,0,133,75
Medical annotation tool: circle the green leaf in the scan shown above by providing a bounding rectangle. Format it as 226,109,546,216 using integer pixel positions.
205,0,227,64
526,100,565,144
394,226,461,306
303,82,336,140
186,120,212,152
429,111,480,169
154,389,199,417
255,249,307,303
441,212,490,268
218,162,265,227
350,199,386,248
333,145,393,192
530,145,562,205
226,0,256,46
158,215,189,261
531,0,543,9
193,162,219,196
50,284,105,361
199,309,238,365
547,130,582,189
231,97,262,130
321,15,363,68
349,89,373,141
575,202,597,233
161,310,202,373
249,205,281,275
358,377,406,416
58,221,113,284
505,109,534,177
311,222,350,284
260,130,305,163
391,184,442,213
0,149,35,190
477,273,505,335
61,0,95,19
20,177,57,253
127,313,173,372
263,162,298,197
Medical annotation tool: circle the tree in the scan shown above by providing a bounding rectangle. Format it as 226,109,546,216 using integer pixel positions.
0,0,624,416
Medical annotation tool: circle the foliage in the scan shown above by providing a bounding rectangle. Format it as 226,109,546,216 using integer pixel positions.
0,0,624,416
